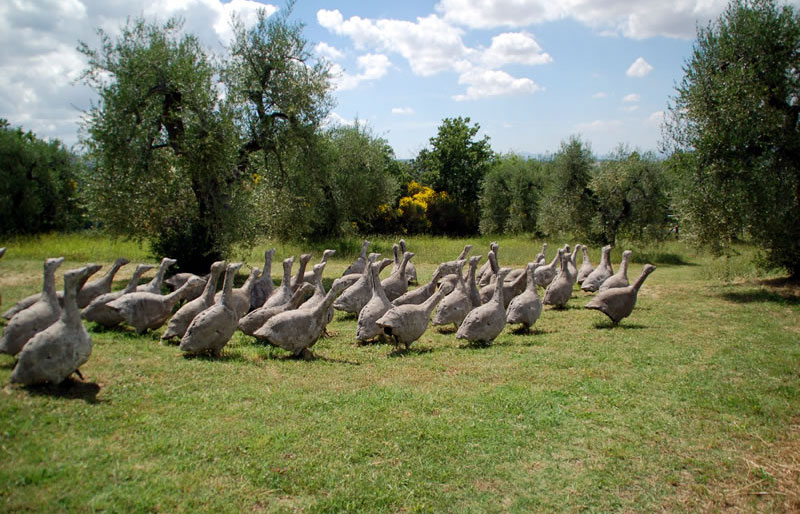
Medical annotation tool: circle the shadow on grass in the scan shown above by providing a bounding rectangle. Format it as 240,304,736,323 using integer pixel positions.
388,345,433,358
632,252,695,266
592,321,647,330
435,325,458,334
719,281,800,306
22,377,103,404
509,325,546,336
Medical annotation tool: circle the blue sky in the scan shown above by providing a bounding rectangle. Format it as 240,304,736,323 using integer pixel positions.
3,0,794,159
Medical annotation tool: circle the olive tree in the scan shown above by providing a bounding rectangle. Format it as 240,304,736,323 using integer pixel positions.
479,154,545,235
664,0,800,276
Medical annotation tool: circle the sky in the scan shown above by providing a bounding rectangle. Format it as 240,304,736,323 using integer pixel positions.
3,0,798,159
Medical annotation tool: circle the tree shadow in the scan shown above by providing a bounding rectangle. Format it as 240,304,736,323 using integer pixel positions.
719,285,800,306
592,320,646,330
21,377,103,404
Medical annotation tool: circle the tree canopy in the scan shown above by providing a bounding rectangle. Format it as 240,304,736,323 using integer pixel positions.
665,0,800,276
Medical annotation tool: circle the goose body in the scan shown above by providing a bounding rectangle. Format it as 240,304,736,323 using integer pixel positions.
342,240,370,276
398,240,418,285
250,248,276,310
334,254,384,314
137,257,177,294
599,250,632,291
303,249,336,284
107,276,205,334
581,245,614,292
382,251,414,301
439,244,473,277
263,257,295,309
543,250,573,308
239,282,315,337
10,265,96,386
477,242,498,287
376,287,446,349
0,257,65,356
356,261,395,343
534,250,560,288
506,262,542,331
457,268,511,345
576,245,594,284
77,257,130,308
161,261,226,342
81,264,154,327
466,255,483,308
585,264,656,323
179,263,243,355
392,265,443,306
432,260,472,329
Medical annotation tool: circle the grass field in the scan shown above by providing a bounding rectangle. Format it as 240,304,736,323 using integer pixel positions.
1,232,799,512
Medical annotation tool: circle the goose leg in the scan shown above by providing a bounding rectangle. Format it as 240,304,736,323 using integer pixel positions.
74,369,85,380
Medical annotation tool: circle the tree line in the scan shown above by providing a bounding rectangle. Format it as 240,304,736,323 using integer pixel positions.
1,0,797,277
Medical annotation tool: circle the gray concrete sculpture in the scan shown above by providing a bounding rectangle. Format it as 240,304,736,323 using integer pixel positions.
165,273,207,303
479,252,526,308
585,264,656,324
253,277,351,359
10,265,97,386
438,244,473,277
356,261,395,343
106,275,205,334
376,286,446,350
576,244,594,285
392,265,444,306
0,257,65,356
382,251,414,302
161,261,226,343
81,264,154,328
250,248,276,310
303,249,336,284
297,260,338,326
543,250,574,308
179,263,243,355
398,239,418,285
137,257,177,294
290,253,312,292
581,245,614,292
239,282,314,337
534,249,560,288
506,262,542,332
342,240,370,276
599,250,633,291
466,255,483,308
456,267,511,345
432,260,473,330
76,257,130,308
263,257,295,309
477,242,499,287
335,254,386,314
226,266,261,318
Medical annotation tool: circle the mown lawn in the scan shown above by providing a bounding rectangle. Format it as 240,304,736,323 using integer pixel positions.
1,233,798,512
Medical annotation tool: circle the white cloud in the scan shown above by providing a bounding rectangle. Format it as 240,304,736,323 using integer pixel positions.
626,57,653,78
575,119,623,132
436,0,731,39
453,68,543,101
623,105,640,112
331,53,392,90
315,42,344,61
623,93,641,103
646,110,665,126
480,32,553,68
324,112,355,127
392,107,415,115
592,92,608,99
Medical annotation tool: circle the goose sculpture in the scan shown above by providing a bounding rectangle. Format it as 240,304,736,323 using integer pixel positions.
534,249,561,288
576,245,594,285
432,260,472,330
398,239,418,285
304,249,336,283
239,282,315,337
137,257,177,294
0,257,65,357
585,264,656,324
376,286,446,350
161,261,226,343
381,251,415,302
179,263,243,355
392,265,444,306
581,245,614,292
253,278,351,359
163,272,207,302
477,242,499,287
456,267,511,345
334,254,386,314
225,266,261,318
342,240,370,276
106,275,205,334
466,255,483,308
81,264,154,328
438,244,473,277
290,253,312,292
76,257,130,308
250,248,276,310
506,262,542,332
356,261,394,343
263,257,294,309
599,250,633,291
543,250,574,308
10,265,97,386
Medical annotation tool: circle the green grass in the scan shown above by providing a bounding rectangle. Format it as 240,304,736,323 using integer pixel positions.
1,232,799,512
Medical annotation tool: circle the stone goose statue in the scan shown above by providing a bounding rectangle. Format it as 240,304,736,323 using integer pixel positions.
253,277,351,359
585,264,656,324
506,262,542,332
229,266,261,318
398,239,418,285
263,257,294,309
334,254,382,314
438,244,473,277
356,261,395,343
297,261,338,327
392,265,444,306
106,275,206,334
290,253,312,292
137,257,177,294
376,286,446,350
163,272,207,302
581,245,614,292
342,240,370,276
432,260,473,330
81,264,154,328
599,250,633,292
534,248,561,288
543,250,573,308
576,244,594,285
477,242,499,287
10,265,97,386
0,257,65,357
239,282,315,337
479,266,527,308
565,245,579,283
304,249,336,283
456,267,511,345
536,243,548,265
77,257,130,308
382,251,414,302
161,261,226,343
250,248,276,310
179,263,242,355
467,255,483,308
